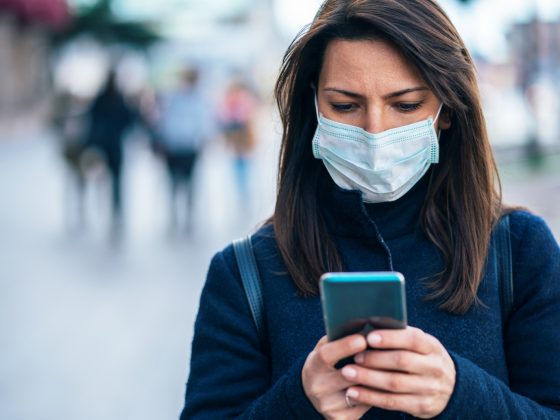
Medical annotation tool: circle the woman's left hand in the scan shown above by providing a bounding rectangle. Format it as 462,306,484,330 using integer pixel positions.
340,326,456,418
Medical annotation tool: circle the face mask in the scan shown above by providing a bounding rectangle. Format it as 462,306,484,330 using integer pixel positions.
312,97,443,203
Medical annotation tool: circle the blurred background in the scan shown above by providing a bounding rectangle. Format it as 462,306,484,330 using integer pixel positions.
0,0,559,419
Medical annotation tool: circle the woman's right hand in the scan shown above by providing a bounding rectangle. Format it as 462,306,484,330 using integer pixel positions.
302,335,370,420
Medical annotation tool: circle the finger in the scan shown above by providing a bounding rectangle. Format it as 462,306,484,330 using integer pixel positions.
366,327,435,355
344,394,361,410
326,369,360,392
303,363,356,396
310,389,348,413
341,364,427,394
343,392,372,419
308,388,368,415
317,335,329,346
354,349,431,374
313,334,367,369
347,386,441,418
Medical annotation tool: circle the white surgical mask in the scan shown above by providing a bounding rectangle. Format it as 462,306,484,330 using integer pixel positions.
312,97,443,203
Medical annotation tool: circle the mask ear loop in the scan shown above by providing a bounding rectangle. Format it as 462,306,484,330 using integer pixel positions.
432,103,444,127
432,102,444,140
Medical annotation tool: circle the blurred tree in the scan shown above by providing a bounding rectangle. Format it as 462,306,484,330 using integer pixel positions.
52,0,159,49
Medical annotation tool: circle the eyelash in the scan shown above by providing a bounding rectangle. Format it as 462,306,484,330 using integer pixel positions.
396,102,424,112
329,101,425,113
330,103,356,112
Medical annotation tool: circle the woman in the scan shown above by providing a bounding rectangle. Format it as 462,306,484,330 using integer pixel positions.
180,1,560,418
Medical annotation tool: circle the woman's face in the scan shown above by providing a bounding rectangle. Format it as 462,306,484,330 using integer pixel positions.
317,38,450,133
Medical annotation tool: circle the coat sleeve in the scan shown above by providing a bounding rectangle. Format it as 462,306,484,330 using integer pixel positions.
436,212,560,419
179,247,321,419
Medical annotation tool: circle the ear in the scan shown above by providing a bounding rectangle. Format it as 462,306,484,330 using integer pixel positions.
438,108,452,130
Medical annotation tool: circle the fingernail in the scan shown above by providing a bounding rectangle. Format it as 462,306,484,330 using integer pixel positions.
354,353,364,364
347,388,359,398
368,333,382,345
351,337,364,350
341,366,357,379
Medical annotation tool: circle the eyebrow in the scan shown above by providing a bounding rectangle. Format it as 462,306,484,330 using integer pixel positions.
323,86,429,100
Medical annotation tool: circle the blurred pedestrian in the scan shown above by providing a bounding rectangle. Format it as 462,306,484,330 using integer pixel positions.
154,67,211,233
523,82,545,171
51,89,90,231
218,77,259,208
85,69,136,234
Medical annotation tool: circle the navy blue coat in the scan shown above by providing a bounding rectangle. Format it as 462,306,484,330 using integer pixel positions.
181,176,560,419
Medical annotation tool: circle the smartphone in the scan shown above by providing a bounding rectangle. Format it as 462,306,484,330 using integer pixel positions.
320,271,407,342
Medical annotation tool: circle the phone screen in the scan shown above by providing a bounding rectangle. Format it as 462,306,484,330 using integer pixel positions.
320,271,407,342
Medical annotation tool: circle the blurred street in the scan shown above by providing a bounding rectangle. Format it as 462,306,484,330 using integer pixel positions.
0,118,280,420
1,121,559,420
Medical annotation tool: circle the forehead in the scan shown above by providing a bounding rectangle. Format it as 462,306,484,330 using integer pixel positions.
318,38,426,92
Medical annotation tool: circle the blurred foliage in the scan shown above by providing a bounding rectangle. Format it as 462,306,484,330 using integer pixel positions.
51,0,160,49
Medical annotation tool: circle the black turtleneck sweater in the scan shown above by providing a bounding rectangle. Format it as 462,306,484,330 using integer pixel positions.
181,175,560,419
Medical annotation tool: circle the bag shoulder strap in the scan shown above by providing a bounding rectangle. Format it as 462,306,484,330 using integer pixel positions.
494,214,513,322
233,235,266,346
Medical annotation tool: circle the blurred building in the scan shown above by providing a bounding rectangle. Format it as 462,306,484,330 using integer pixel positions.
0,0,70,126
507,18,560,150
509,18,560,91
471,14,560,153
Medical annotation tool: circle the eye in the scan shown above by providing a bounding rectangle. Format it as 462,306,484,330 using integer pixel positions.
330,103,357,112
395,101,423,112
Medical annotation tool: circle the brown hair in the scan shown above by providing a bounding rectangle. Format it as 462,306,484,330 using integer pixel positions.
272,0,502,314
